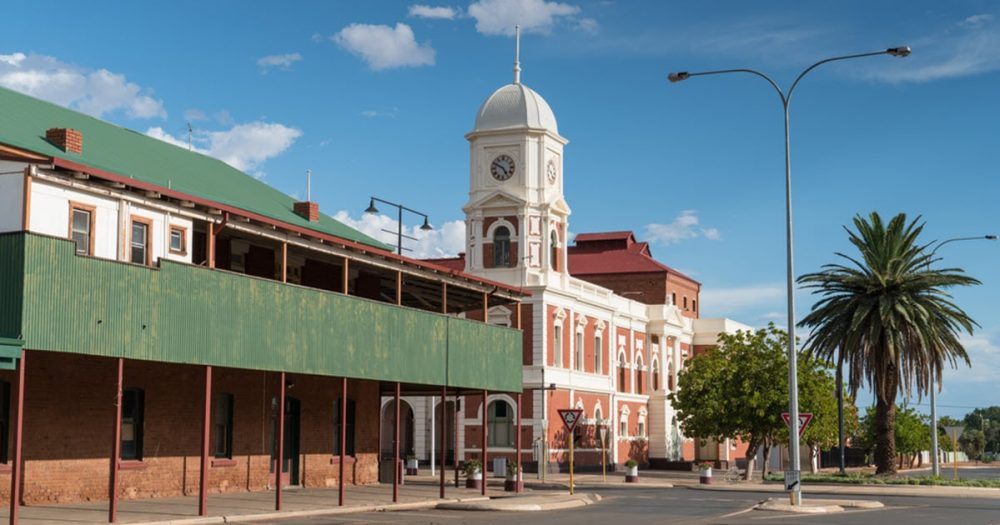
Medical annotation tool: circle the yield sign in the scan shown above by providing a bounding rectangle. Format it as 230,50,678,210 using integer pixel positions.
781,412,813,437
558,409,584,433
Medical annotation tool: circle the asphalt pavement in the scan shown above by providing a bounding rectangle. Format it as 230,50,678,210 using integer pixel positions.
230,485,1000,525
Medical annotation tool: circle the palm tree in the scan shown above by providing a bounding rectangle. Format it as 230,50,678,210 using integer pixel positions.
798,212,979,474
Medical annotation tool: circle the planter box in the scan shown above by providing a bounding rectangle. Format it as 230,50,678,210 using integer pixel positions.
504,476,522,492
699,467,713,485
465,471,482,489
406,459,419,476
625,465,639,483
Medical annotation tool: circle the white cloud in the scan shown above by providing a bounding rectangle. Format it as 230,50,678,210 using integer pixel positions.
701,284,784,310
577,17,599,35
333,23,435,70
948,330,1000,383
861,14,1000,83
146,121,302,175
256,52,302,72
361,107,399,118
961,14,994,27
644,210,720,245
183,109,207,122
0,52,166,119
333,211,466,259
468,0,580,35
408,5,459,20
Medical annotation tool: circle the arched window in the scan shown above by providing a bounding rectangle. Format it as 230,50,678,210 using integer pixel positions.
553,324,563,368
636,367,643,394
574,329,584,371
594,334,603,375
487,400,514,447
617,353,627,393
652,360,660,392
493,226,511,267
550,230,559,270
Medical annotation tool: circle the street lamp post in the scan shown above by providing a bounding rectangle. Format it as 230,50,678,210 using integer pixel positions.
365,196,433,255
926,234,997,477
668,46,911,505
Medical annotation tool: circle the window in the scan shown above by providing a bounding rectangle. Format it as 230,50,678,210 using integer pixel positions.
619,418,628,438
618,358,627,393
652,362,660,391
487,401,514,447
553,325,563,367
121,388,145,460
692,299,697,313
333,398,357,456
638,420,646,438
493,226,511,267
0,381,8,464
550,231,559,270
169,226,187,255
636,367,643,394
130,217,152,265
594,335,603,375
683,296,688,310
69,203,95,256
671,292,677,306
574,331,584,371
213,393,234,459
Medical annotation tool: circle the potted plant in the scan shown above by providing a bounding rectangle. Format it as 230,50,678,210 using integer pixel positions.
504,460,522,492
464,459,483,489
624,459,639,483
698,462,713,484
405,453,419,476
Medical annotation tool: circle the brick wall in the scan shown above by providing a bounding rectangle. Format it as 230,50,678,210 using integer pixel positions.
0,352,380,506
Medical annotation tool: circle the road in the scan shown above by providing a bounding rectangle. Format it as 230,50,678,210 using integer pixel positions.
901,466,1000,481
232,486,1000,525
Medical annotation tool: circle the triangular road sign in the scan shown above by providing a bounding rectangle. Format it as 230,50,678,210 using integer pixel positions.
558,409,584,432
781,412,813,437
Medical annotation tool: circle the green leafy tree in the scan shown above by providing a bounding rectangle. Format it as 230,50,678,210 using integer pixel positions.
960,429,986,461
798,212,979,474
857,405,930,468
963,407,1000,455
669,324,847,479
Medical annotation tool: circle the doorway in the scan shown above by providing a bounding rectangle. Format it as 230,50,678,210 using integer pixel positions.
270,396,301,487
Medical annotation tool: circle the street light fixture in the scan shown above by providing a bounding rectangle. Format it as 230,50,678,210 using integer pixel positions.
667,46,910,505
364,196,433,255
926,234,997,477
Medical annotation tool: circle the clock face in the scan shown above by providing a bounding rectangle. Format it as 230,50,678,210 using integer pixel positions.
546,159,558,183
490,154,516,181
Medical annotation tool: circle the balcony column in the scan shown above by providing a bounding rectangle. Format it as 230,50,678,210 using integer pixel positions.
453,392,460,488
199,366,212,516
441,283,447,314
281,242,288,283
339,377,347,506
275,372,286,511
516,391,523,493
482,293,488,324
342,258,350,295
481,389,488,496
8,350,26,525
393,382,400,502
109,358,124,523
396,271,402,306
439,385,446,498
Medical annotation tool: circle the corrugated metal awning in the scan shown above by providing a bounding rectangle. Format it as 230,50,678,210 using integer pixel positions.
0,337,23,371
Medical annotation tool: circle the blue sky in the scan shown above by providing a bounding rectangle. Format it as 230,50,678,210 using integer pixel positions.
2,0,998,418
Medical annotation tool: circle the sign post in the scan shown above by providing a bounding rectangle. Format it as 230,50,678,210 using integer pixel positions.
558,409,583,495
944,425,964,481
781,412,813,500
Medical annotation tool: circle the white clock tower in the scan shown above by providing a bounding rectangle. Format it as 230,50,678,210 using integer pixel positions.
462,29,571,289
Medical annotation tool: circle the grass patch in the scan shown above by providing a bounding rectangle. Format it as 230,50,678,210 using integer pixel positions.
762,472,1000,488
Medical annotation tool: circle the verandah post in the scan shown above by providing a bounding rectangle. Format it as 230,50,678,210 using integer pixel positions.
198,366,212,516
276,372,285,511
481,389,488,496
9,350,26,525
393,382,401,503
339,377,347,506
108,358,123,523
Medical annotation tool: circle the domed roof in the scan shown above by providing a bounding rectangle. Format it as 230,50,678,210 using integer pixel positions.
472,83,558,134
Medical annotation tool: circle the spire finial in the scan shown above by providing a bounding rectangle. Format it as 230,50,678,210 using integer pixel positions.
306,169,312,202
513,25,521,84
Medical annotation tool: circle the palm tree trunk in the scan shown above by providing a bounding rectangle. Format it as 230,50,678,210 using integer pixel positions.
874,395,898,474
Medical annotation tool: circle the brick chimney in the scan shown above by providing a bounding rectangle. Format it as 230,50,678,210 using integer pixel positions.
46,128,83,154
293,201,319,222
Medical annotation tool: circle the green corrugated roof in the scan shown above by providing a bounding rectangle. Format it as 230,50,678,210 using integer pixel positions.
0,86,389,250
